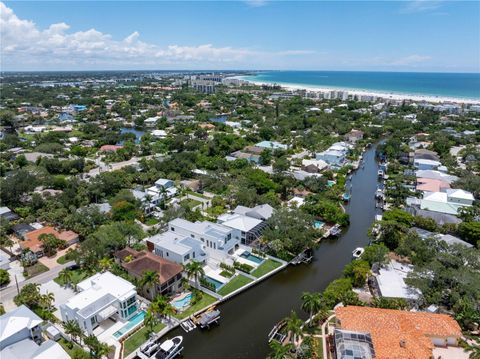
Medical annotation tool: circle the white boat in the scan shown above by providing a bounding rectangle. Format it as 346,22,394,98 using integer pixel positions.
140,338,160,358
377,170,384,178
352,247,365,259
155,336,183,359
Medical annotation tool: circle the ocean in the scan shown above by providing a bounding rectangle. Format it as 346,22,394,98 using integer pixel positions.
240,71,480,100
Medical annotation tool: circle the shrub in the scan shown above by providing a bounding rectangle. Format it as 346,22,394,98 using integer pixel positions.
234,261,254,273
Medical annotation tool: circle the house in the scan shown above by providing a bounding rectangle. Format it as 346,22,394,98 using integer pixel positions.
21,227,79,258
232,204,274,221
416,177,450,193
414,149,440,162
0,207,19,222
316,142,351,167
151,129,167,138
345,129,364,143
415,170,458,184
301,159,328,173
370,260,421,301
180,179,202,192
60,271,138,334
0,305,69,359
412,227,473,248
335,306,464,359
146,218,240,265
146,178,177,204
414,158,443,171
255,141,288,151
418,190,474,215
99,144,123,152
115,248,183,300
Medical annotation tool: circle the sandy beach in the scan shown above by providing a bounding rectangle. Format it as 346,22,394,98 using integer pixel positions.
234,76,480,105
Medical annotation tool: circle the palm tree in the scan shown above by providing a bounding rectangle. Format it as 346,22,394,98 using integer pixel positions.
98,257,113,272
84,334,110,359
58,269,73,288
301,292,323,327
41,291,55,311
285,311,303,350
140,270,160,299
267,341,295,359
63,320,82,344
144,309,159,335
184,261,205,289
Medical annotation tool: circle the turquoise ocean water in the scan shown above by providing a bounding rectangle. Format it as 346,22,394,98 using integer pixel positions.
240,71,480,100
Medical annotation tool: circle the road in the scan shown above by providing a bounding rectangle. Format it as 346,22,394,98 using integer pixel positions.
0,261,74,304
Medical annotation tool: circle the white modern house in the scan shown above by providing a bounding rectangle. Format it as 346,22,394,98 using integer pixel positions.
0,305,69,359
217,204,273,246
147,218,240,265
60,271,137,334
146,178,177,201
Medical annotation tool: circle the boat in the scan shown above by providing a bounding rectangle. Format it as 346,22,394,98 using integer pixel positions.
329,224,342,237
140,338,161,358
377,169,384,178
193,307,220,329
155,336,183,359
352,247,365,259
342,193,351,202
180,319,196,332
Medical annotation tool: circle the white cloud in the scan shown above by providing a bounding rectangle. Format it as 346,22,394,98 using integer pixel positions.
390,54,432,66
400,0,444,14
0,1,310,70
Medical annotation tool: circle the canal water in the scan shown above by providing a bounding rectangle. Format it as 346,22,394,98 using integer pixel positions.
171,145,380,359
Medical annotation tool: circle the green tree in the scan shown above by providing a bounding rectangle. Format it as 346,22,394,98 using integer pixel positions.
0,269,10,286
84,334,110,359
184,261,205,289
63,320,83,344
343,260,371,287
285,311,303,350
362,243,389,266
140,270,160,299
144,309,159,336
300,292,323,327
267,341,295,359
457,222,480,247
58,269,73,288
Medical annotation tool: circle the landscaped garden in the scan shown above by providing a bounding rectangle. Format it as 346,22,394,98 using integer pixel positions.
251,259,282,278
217,274,253,296
123,322,165,356
173,292,217,320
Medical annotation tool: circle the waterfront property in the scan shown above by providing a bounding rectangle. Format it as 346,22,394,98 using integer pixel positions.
370,260,421,301
115,248,184,300
315,142,352,167
60,271,138,334
334,306,464,359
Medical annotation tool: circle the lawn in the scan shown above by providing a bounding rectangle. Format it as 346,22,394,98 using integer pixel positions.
186,190,208,199
251,259,282,278
54,268,89,286
24,262,49,278
217,275,253,296
144,217,160,226
173,293,217,320
123,322,165,356
180,199,202,209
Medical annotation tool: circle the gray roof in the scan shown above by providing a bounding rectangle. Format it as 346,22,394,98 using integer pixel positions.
0,305,42,344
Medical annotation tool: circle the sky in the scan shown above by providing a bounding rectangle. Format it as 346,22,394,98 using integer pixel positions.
1,1,479,72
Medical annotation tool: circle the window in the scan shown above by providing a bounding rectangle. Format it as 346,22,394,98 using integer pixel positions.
193,252,196,259
213,243,216,249
191,234,195,238
184,254,190,261
200,237,204,242
171,227,175,231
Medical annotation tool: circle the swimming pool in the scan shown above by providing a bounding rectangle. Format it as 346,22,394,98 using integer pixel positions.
314,220,325,229
205,276,224,291
240,251,264,264
171,293,193,310
113,310,145,339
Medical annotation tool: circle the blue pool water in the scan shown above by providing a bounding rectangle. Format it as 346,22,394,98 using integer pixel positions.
113,310,145,338
171,293,193,310
314,220,325,229
240,251,264,264
327,180,336,187
205,276,224,290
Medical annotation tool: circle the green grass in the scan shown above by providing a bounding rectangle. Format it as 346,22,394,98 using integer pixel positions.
217,275,253,296
123,322,165,356
186,190,208,199
144,217,159,226
219,270,234,278
251,259,282,278
173,293,217,320
180,199,202,209
54,269,89,286
56,254,70,264
24,262,49,278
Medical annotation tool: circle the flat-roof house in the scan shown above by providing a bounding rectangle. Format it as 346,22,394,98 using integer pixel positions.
255,141,288,151
371,260,421,301
419,190,473,215
335,306,464,359
115,248,183,300
0,305,69,359
147,218,240,265
60,271,137,334
415,170,458,184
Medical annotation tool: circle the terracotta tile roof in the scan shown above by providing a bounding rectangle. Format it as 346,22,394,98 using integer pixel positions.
122,250,183,284
416,178,451,193
22,226,78,253
99,144,123,152
335,306,462,359
114,247,143,262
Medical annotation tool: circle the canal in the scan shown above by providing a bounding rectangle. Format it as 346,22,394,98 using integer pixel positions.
171,144,380,359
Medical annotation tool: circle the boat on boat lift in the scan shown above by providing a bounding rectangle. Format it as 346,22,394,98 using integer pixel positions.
193,307,221,329
138,336,184,359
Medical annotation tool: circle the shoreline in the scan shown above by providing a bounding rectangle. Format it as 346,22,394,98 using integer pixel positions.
233,75,480,105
